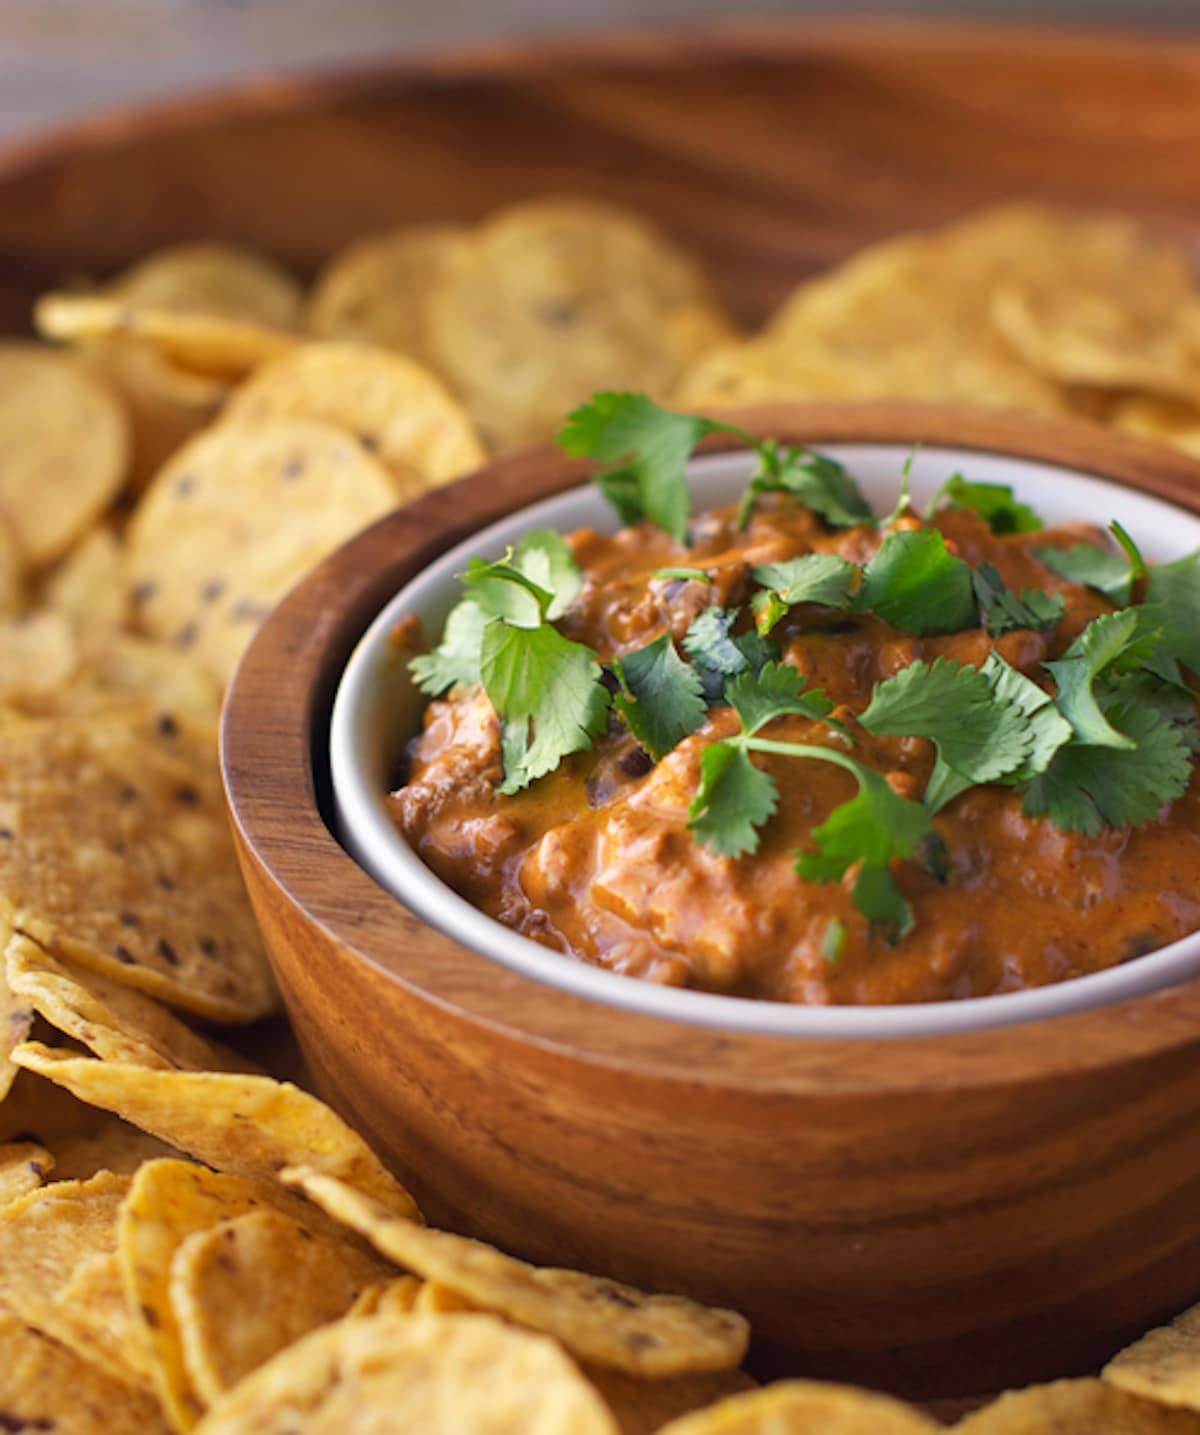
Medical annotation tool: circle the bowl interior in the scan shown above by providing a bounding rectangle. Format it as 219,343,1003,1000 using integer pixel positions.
330,442,1200,1039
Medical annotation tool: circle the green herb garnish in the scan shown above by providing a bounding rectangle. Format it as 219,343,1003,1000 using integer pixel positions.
612,635,707,761
858,529,976,636
972,562,1065,637
751,554,858,634
928,474,1043,534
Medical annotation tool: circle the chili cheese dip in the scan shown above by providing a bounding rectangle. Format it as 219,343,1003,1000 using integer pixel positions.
392,395,1200,1006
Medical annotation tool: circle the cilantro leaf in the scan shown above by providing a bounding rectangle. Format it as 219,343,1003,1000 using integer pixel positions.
1144,548,1200,678
683,607,776,703
859,657,1032,812
462,552,553,628
750,555,858,633
512,529,583,620
612,635,706,761
858,529,976,636
687,742,778,858
559,393,719,542
793,757,933,941
972,562,1065,637
737,445,874,531
480,622,610,794
979,653,1072,780
725,661,834,737
1023,697,1192,836
929,474,1043,534
409,599,488,696
1036,540,1133,604
1044,610,1159,750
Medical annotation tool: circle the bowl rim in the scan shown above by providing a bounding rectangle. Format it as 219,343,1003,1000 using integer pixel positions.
222,400,1200,1093
328,439,1200,1039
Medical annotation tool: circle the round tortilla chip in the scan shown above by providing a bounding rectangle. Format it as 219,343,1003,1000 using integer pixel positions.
36,294,297,382
126,416,396,685
1105,1301,1200,1413
0,1311,169,1435
12,1046,420,1222
284,1167,748,1378
39,526,128,656
172,1208,389,1406
81,336,231,491
111,244,302,330
306,224,467,369
654,1379,939,1433
427,198,735,448
119,1159,376,1431
195,1312,620,1435
955,1378,1200,1433
5,934,247,1072
0,344,129,567
0,1140,52,1208
28,636,222,724
224,341,485,490
0,708,275,1022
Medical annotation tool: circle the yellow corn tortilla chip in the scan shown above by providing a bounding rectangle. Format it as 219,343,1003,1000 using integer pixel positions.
52,1116,179,1181
955,1378,1200,1433
284,1166,748,1377
126,416,396,685
52,1249,150,1390
0,1171,131,1370
0,343,129,568
14,1045,420,1219
427,198,735,449
80,336,231,491
121,1158,369,1431
0,1066,108,1145
0,610,80,706
5,934,247,1072
588,1368,756,1435
0,1311,169,1434
1112,396,1200,461
0,1140,53,1207
1,923,33,1100
346,1273,423,1318
20,635,222,725
225,341,485,490
172,1207,389,1406
109,244,302,330
414,1278,476,1314
306,225,467,370
40,526,127,656
0,709,275,1022
654,1379,938,1433
195,1312,619,1435
37,294,297,383
1105,1301,1200,1412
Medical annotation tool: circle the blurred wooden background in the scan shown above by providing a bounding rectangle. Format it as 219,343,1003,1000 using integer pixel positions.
2,0,1199,142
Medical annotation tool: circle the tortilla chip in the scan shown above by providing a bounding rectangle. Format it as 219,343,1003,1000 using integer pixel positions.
120,1159,361,1431
346,1273,423,1318
0,610,81,705
1111,396,1200,461
52,1249,150,1390
0,1171,130,1371
107,244,302,331
414,1278,475,1313
52,1116,179,1181
14,1045,420,1218
0,1066,106,1144
0,1140,53,1207
306,225,467,370
194,1313,619,1435
126,416,396,685
0,710,274,1022
5,934,247,1072
427,198,735,448
172,1207,389,1406
284,1166,748,1377
1105,1301,1200,1412
587,1368,756,1435
80,336,230,491
0,1311,169,1434
653,1380,938,1433
1,923,33,1100
955,1378,1200,1433
40,526,127,656
225,341,485,489
29,636,222,724
0,344,129,568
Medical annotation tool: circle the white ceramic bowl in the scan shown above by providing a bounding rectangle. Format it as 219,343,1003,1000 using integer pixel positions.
330,443,1200,1038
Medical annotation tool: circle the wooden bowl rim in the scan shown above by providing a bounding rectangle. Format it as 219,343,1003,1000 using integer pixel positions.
4,16,1200,194
223,402,1200,1096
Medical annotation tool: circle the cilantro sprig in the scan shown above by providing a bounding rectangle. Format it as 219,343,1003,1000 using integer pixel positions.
928,474,1043,534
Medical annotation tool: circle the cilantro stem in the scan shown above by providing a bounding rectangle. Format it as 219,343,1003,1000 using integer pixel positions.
740,736,859,771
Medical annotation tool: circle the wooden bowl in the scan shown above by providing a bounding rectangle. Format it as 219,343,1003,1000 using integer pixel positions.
224,402,1200,1399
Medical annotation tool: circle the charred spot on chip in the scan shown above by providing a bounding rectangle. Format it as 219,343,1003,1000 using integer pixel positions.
113,944,136,964
231,599,270,624
174,620,199,650
131,579,158,607
200,578,226,604
199,936,219,958
537,298,579,328
140,1302,160,1329
119,911,140,928
0,829,12,841
157,873,176,891
156,713,180,740
281,455,306,481
175,784,201,807
174,475,197,498
156,937,181,967
357,432,380,452
118,784,139,804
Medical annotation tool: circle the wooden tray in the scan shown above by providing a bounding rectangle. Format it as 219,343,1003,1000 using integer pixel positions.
2,19,1200,337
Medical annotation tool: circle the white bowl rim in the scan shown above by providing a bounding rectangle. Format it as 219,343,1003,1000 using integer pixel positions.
329,442,1200,1040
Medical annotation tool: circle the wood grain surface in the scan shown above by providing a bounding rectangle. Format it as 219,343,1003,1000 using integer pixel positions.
225,402,1200,1397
